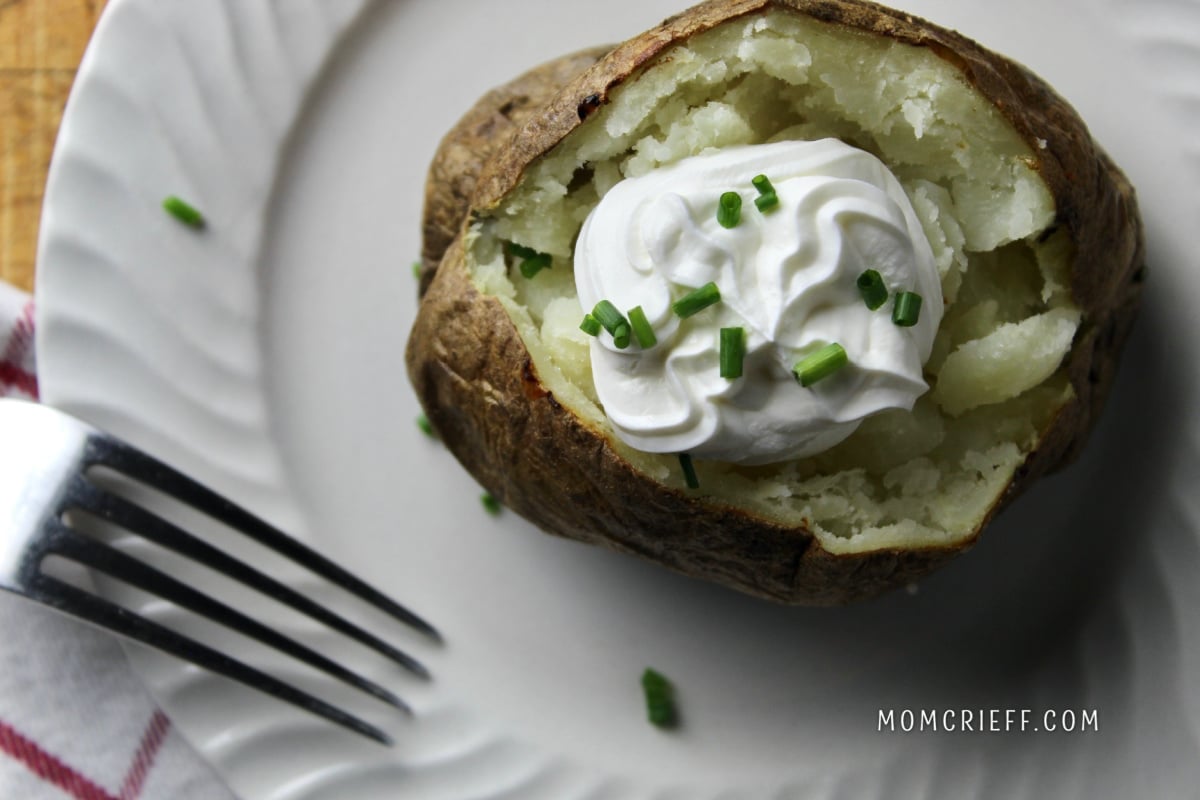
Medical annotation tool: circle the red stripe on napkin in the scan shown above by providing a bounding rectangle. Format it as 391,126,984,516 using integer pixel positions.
117,711,170,800
0,299,38,399
0,362,37,397
0,710,172,800
0,718,114,800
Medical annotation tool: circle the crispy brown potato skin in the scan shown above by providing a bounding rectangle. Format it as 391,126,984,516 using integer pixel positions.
418,47,612,295
407,0,1144,604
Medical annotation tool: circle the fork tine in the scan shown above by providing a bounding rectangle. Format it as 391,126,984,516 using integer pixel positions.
85,437,441,642
25,568,393,745
41,520,411,718
67,476,431,679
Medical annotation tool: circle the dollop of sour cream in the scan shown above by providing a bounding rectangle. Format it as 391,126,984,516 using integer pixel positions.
573,139,943,465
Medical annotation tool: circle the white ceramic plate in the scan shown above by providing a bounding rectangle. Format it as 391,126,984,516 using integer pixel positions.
35,0,1200,797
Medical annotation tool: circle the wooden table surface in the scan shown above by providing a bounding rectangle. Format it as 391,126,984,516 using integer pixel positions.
1,0,107,294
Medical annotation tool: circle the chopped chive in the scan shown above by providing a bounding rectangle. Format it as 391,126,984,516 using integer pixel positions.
719,327,745,379
162,195,205,228
580,313,602,336
593,300,632,349
751,174,776,196
519,252,552,279
793,343,848,387
671,282,721,319
753,191,779,212
593,300,626,331
506,242,540,260
416,414,434,437
751,174,779,213
892,291,923,327
506,242,552,279
856,269,888,310
481,492,502,515
678,453,700,489
412,261,422,279
627,305,657,348
612,322,631,349
641,668,678,728
717,191,742,228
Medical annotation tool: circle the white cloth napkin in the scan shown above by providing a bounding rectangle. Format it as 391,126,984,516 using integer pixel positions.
0,281,236,799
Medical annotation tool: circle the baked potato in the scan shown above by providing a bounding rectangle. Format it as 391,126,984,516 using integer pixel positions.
407,0,1144,604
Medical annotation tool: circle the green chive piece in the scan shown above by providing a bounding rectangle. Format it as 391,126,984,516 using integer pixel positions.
751,174,775,196
593,300,632,349
857,269,888,310
612,322,632,349
793,343,849,387
162,195,205,228
678,453,700,489
519,252,552,279
506,242,552,279
641,668,678,728
671,282,722,319
892,291,923,327
751,174,779,213
717,191,742,228
753,191,779,212
507,242,540,260
412,261,422,280
416,414,434,437
481,492,502,515
580,313,602,337
719,327,745,379
627,306,657,349
593,300,626,331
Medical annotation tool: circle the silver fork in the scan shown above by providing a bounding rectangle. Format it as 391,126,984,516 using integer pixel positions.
0,398,437,745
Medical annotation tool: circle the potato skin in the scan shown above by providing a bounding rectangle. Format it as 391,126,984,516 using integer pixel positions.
418,46,612,295
407,0,1144,604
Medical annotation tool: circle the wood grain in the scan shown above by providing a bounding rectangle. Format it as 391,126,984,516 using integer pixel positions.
0,0,107,293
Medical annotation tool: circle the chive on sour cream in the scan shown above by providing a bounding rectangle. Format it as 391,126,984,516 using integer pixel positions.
574,139,942,465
